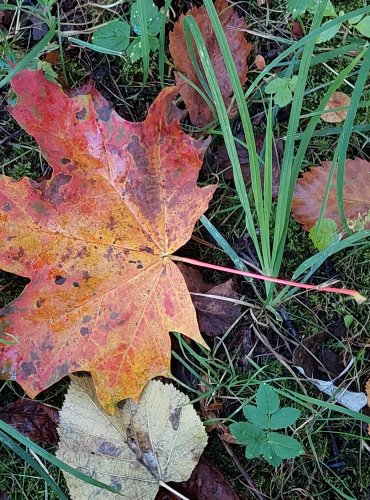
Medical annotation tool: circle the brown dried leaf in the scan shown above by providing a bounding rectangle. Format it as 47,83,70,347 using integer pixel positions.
292,332,346,381
178,264,242,336
321,92,351,123
0,399,59,443
155,457,241,500
254,54,266,70
292,21,304,39
292,158,370,231
169,0,252,127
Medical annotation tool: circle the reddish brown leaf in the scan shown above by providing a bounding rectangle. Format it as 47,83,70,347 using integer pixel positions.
178,264,242,336
0,399,59,443
254,54,266,70
292,332,346,381
169,0,252,127
292,21,304,39
292,159,370,231
0,70,216,414
155,457,240,500
321,92,351,123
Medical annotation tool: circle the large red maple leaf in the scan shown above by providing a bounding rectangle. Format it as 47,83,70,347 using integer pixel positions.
0,70,216,413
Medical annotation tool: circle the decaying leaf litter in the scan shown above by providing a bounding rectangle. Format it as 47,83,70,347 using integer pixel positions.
2,2,369,498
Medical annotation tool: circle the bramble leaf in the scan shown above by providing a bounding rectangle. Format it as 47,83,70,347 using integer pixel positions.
230,422,264,446
242,405,270,429
268,408,301,430
92,20,130,52
256,384,280,414
267,432,304,459
260,442,282,466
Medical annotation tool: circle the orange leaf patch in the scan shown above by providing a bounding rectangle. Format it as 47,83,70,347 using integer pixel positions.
169,0,251,127
0,70,216,414
321,91,351,123
291,159,370,231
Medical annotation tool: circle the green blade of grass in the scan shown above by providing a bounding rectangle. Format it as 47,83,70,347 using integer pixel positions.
0,18,56,90
159,0,172,88
271,28,367,300
183,17,263,267
272,1,327,269
202,0,268,272
245,7,370,100
0,430,68,500
137,0,149,84
336,47,370,231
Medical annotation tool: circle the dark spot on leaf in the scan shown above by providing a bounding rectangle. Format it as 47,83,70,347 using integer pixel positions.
76,108,86,120
96,105,112,122
80,327,89,336
14,248,24,260
110,312,119,320
136,261,143,270
76,246,90,258
21,361,36,376
169,407,181,430
127,135,148,169
103,246,113,261
47,173,72,202
139,246,154,254
82,315,92,323
73,282,80,287
60,158,71,165
107,217,117,230
110,481,122,492
82,271,91,281
36,298,45,309
2,201,12,213
55,275,66,285
98,441,120,457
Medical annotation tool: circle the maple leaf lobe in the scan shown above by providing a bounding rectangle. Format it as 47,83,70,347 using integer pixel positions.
0,70,216,413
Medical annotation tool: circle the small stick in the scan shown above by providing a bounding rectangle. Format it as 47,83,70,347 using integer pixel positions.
158,480,190,500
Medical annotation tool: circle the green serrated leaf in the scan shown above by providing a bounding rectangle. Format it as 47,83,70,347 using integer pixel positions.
260,442,283,466
309,218,338,251
92,20,130,52
230,422,265,447
267,432,304,459
256,384,280,414
131,0,163,35
126,35,160,63
353,16,370,37
245,440,263,459
127,38,142,62
242,406,270,429
268,408,301,430
287,0,310,18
